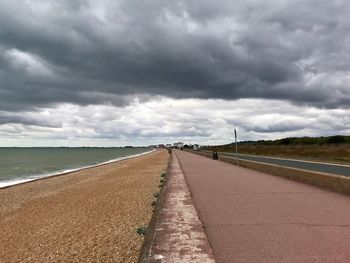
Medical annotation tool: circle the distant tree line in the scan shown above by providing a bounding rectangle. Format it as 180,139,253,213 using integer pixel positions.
240,135,350,145
205,135,350,150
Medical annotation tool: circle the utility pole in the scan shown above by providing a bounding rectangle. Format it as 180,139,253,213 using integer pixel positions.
234,128,238,166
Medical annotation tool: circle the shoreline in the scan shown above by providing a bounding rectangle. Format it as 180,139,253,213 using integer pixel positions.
0,148,156,189
0,149,169,263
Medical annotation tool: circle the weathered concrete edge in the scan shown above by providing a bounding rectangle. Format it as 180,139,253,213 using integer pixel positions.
137,153,172,263
189,150,350,194
175,152,217,261
147,152,216,262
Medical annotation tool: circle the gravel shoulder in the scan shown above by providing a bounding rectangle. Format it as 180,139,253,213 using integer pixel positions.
0,149,169,263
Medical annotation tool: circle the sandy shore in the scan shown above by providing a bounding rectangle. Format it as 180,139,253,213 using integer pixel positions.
0,150,169,263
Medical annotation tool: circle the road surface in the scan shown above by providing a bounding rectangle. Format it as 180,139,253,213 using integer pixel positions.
175,150,350,263
217,152,350,177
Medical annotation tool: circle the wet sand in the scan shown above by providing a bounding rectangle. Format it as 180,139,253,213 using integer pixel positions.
0,150,169,263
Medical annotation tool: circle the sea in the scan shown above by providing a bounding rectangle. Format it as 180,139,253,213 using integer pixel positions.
0,147,153,188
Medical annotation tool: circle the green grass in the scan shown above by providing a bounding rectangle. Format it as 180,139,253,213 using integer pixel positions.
204,136,350,165
136,226,148,236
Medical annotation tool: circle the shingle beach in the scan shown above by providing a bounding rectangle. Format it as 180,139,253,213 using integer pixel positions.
0,149,169,263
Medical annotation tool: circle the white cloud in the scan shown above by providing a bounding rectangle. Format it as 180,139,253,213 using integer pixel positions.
0,98,349,146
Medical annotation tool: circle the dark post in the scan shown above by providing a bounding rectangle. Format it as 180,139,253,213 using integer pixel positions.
234,128,238,166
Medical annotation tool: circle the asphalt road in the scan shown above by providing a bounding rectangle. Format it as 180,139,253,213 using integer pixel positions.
217,152,350,177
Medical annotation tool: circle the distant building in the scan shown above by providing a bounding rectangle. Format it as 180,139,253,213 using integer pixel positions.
173,142,184,149
193,144,200,151
166,144,172,148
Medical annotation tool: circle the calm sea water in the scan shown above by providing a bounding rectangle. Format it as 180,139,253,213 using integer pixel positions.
0,147,152,188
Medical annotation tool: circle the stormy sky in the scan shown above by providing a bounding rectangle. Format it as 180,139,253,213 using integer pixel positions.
0,0,349,146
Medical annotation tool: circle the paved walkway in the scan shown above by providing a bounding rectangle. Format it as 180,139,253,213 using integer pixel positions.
175,150,350,263
148,154,215,262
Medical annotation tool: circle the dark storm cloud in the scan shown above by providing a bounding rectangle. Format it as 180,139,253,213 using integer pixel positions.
0,112,61,128
243,121,306,134
0,0,349,111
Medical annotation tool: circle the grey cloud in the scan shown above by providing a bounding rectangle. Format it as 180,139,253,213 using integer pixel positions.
243,121,307,134
1,98,349,146
0,0,349,112
0,112,61,128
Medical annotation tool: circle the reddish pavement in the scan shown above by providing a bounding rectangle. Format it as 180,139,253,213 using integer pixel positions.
148,154,215,262
174,150,350,263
